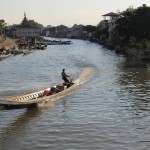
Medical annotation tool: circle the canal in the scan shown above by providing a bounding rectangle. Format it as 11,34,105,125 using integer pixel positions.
0,38,150,150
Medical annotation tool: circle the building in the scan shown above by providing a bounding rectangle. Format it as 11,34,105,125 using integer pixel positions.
67,25,84,39
55,25,68,38
15,13,41,44
102,12,119,39
41,25,68,38
97,20,109,29
98,12,119,39
41,26,55,37
16,27,41,38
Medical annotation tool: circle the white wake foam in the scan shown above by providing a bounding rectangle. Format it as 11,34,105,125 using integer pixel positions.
74,67,97,85
38,67,97,107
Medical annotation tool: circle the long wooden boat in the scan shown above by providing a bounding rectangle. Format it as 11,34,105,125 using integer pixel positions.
0,82,76,110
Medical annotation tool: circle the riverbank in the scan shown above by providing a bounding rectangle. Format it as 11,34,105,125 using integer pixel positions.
0,38,18,50
94,38,150,61
125,47,150,60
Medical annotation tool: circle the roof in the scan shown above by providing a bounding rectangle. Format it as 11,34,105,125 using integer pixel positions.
56,25,68,28
16,24,41,29
102,12,119,17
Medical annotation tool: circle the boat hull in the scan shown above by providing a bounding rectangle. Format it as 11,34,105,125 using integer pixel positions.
0,100,37,110
0,82,77,110
0,53,11,60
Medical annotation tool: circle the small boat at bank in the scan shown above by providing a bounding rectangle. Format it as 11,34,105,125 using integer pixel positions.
39,40,73,45
22,49,33,55
11,49,23,55
0,53,11,60
0,81,76,110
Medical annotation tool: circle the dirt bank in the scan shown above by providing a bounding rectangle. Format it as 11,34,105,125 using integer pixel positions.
0,38,17,49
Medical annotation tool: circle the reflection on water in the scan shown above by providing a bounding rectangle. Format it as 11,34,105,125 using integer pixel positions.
0,104,56,150
118,58,150,108
0,39,150,150
118,59,150,130
0,109,41,141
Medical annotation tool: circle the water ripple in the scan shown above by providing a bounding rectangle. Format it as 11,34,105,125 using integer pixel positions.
0,38,150,150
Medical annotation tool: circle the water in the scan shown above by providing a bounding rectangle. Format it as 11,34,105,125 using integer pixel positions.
0,38,150,150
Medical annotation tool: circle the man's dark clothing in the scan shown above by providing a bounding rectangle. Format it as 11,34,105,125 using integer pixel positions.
61,71,70,83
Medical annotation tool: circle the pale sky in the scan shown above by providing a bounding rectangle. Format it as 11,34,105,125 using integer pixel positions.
1,0,150,27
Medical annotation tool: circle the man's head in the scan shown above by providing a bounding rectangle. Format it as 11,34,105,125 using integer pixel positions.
62,69,65,72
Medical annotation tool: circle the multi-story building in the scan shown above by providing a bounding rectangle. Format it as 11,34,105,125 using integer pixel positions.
15,13,41,44
98,12,119,39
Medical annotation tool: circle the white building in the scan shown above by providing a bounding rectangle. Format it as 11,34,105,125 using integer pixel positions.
99,12,119,39
16,28,41,37
15,13,41,39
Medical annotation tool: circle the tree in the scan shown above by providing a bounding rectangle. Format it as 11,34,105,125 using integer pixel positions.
28,20,43,28
0,19,6,35
21,18,43,28
114,4,150,46
83,25,96,33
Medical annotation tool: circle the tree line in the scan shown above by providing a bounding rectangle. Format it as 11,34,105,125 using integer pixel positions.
92,4,150,50
114,4,150,49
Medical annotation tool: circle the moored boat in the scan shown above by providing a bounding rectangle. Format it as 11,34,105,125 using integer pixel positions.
0,46,11,60
11,49,23,55
0,81,76,110
0,53,11,60
22,49,33,55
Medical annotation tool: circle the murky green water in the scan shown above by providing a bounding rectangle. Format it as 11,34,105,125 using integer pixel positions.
0,38,150,150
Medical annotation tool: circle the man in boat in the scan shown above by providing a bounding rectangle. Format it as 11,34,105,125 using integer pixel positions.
61,69,70,84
